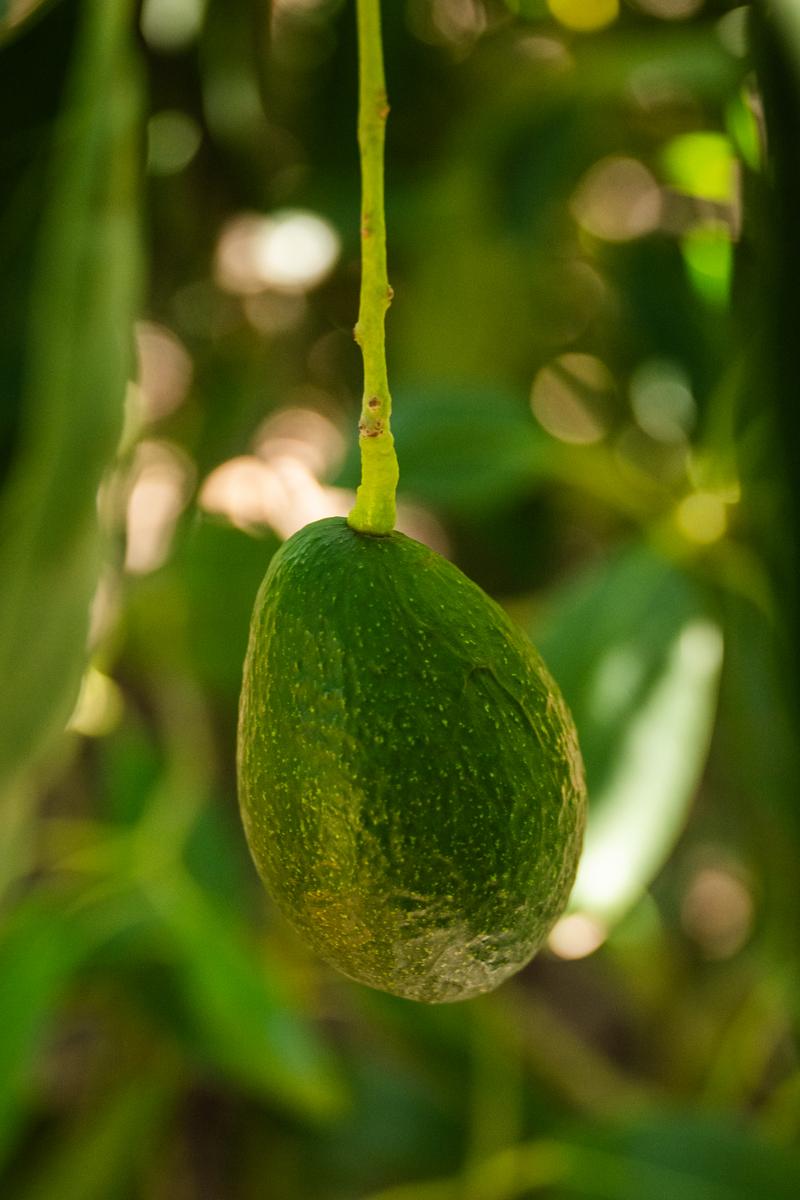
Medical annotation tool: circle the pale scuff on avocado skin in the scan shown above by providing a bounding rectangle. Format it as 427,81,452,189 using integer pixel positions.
238,517,586,1003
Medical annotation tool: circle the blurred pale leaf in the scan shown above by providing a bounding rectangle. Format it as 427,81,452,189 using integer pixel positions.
147,873,348,1121
536,544,722,923
0,0,141,793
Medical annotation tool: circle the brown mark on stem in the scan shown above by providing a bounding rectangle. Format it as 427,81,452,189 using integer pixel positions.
359,419,385,438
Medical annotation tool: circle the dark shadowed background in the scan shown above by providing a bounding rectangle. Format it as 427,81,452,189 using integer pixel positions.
2,0,800,1196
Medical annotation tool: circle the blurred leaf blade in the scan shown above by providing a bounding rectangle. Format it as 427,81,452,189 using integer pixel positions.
15,1074,177,1200
0,0,142,792
146,872,348,1122
536,545,723,924
0,893,106,1167
366,1115,800,1200
772,0,800,72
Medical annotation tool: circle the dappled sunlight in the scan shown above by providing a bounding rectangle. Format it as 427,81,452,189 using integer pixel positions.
253,403,346,479
199,440,449,551
572,157,663,242
630,359,696,445
548,0,620,33
200,405,351,537
125,441,195,574
140,0,206,52
516,34,573,70
531,354,613,445
407,0,489,48
200,453,351,539
682,861,754,959
214,211,340,296
135,321,193,423
676,490,729,544
548,912,608,960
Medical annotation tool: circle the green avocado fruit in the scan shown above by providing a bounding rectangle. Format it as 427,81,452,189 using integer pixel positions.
238,517,586,1003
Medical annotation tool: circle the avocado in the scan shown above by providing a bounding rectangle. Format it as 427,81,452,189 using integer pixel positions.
238,517,585,1003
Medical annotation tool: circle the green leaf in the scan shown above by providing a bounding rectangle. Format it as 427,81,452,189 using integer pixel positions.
536,544,723,924
568,1116,800,1200
715,595,800,959
502,0,548,18
362,384,546,515
772,0,800,75
0,893,101,1167
175,517,279,698
14,1075,176,1200
0,0,142,792
364,1116,800,1200
146,873,348,1122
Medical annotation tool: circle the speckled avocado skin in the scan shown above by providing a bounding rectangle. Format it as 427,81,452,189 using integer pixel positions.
238,517,586,1003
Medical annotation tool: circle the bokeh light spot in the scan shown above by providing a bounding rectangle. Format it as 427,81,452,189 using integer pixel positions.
125,442,195,575
682,865,754,960
140,0,206,52
572,157,662,242
147,110,202,176
548,913,607,960
531,353,614,445
215,211,340,296
135,322,193,423
548,0,619,33
200,455,350,540
662,132,736,204
407,0,488,47
254,402,346,480
630,359,695,444
676,491,728,544
632,0,703,18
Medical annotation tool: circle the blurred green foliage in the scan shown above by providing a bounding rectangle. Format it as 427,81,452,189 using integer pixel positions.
1,0,800,1197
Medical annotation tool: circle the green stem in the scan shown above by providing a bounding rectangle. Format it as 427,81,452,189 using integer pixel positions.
347,0,399,535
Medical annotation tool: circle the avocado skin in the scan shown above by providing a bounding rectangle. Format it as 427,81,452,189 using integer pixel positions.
238,517,585,1003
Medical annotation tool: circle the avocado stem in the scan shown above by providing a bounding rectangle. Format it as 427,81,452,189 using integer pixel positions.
348,0,399,536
